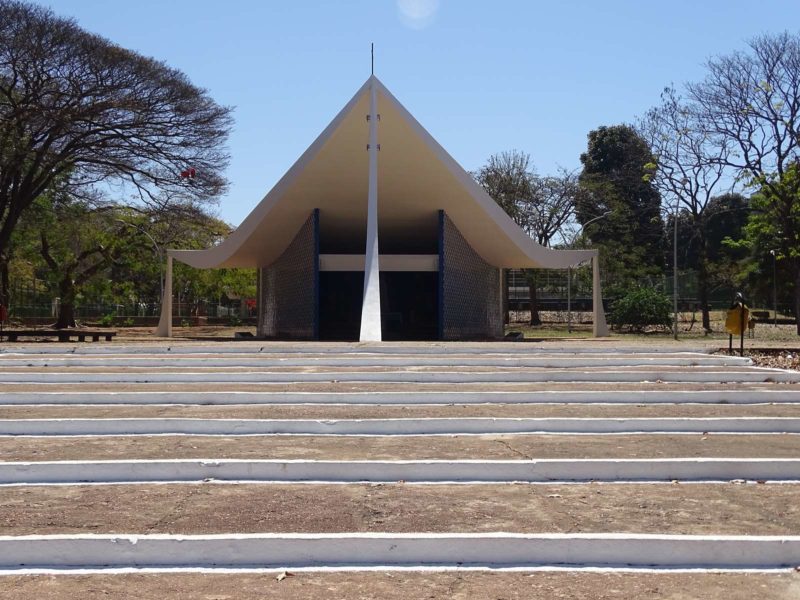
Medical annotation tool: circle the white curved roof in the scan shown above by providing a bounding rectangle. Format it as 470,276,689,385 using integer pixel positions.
171,76,595,269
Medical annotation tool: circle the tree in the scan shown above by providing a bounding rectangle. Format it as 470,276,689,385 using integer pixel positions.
475,150,534,227
9,197,255,326
11,194,133,328
638,86,730,331
525,170,580,248
726,165,800,316
475,151,576,325
689,32,800,332
577,125,664,293
0,0,232,306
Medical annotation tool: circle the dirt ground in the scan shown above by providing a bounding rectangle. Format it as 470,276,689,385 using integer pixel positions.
3,571,800,600
2,433,798,461
1,482,798,536
4,402,800,420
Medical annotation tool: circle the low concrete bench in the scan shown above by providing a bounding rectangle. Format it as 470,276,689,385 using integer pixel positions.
0,330,117,343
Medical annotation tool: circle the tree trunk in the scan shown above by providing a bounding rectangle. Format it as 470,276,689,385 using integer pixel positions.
697,247,712,332
0,252,9,307
54,277,77,329
527,270,541,326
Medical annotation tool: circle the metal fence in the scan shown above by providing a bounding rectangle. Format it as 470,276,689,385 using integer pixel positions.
506,268,793,315
7,300,256,321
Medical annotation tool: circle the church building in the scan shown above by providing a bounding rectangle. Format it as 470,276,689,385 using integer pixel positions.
156,76,607,341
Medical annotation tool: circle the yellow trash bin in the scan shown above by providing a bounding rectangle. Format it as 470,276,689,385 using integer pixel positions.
725,305,750,336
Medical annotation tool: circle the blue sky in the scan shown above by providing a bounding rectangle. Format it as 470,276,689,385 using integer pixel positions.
38,0,800,225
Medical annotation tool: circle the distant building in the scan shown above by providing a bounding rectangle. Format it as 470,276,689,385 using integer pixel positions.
157,77,607,340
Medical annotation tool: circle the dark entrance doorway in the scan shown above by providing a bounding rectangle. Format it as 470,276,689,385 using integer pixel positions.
380,272,438,341
319,271,363,341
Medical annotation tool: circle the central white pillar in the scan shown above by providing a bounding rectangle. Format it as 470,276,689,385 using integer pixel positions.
359,79,382,341
155,254,173,338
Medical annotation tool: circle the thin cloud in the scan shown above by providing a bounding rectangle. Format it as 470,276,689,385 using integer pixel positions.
397,0,440,30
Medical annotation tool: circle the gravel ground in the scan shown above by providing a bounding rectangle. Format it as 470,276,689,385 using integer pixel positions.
4,402,800,420
749,351,800,371
3,571,799,600
2,433,798,461
2,482,799,536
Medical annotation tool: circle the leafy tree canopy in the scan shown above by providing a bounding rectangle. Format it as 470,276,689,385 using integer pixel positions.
0,0,233,303
577,125,664,291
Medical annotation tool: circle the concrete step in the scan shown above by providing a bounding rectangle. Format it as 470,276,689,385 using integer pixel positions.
0,369,796,384
0,354,752,368
0,389,797,405
0,343,717,356
1,533,799,570
3,416,800,436
3,457,800,484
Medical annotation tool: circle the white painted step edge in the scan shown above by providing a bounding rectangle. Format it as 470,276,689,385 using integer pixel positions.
0,370,797,384
0,356,751,368
2,417,800,436
0,345,717,355
0,533,798,570
1,458,799,484
0,390,797,405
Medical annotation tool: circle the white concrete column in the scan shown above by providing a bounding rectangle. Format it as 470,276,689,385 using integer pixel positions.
592,252,608,337
155,255,173,338
359,79,382,341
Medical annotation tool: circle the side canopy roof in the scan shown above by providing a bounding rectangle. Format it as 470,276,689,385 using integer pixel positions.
171,76,595,269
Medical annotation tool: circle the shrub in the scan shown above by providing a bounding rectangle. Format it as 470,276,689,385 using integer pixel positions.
98,313,115,327
610,287,672,333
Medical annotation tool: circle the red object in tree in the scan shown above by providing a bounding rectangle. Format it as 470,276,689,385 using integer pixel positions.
180,168,196,179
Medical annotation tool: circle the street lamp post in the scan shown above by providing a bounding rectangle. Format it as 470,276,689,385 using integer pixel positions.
771,250,777,327
673,196,679,340
568,211,611,333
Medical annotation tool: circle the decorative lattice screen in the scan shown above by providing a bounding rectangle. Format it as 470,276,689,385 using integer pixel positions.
440,212,502,340
257,211,318,339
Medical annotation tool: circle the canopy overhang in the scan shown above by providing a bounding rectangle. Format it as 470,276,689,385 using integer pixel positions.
169,76,596,271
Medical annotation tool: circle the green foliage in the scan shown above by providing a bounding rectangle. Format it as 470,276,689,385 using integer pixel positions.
0,0,233,305
725,164,800,310
610,287,673,332
577,125,664,288
98,313,116,327
8,194,257,319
